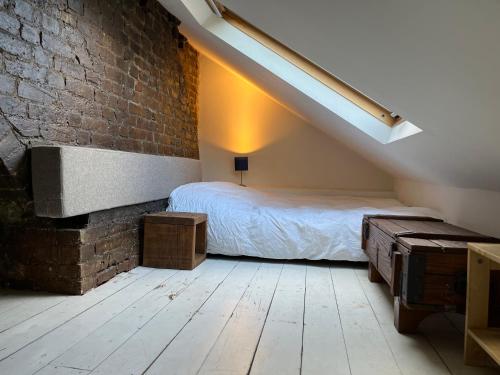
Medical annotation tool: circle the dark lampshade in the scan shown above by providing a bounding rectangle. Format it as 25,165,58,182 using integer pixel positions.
234,156,248,171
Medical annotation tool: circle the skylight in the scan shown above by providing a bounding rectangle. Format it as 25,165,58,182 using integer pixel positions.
222,9,399,128
181,0,422,144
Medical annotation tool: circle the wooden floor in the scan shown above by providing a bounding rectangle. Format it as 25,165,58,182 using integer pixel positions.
0,256,498,375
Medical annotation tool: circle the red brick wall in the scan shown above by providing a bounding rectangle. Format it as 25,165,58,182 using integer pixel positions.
0,0,199,294
0,0,198,219
2,200,167,294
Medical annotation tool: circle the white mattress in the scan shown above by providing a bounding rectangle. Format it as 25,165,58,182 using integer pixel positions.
167,182,440,261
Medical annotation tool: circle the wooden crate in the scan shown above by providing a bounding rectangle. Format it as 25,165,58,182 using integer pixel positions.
465,243,500,368
361,215,500,333
143,212,207,270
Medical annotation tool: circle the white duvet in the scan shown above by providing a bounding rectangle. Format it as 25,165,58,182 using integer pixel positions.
167,182,440,261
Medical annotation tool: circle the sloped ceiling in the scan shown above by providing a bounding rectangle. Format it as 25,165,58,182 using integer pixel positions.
159,0,500,191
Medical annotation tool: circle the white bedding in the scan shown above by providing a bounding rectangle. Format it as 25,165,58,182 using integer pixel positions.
167,182,440,261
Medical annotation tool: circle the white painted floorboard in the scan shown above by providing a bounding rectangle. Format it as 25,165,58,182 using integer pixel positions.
354,268,450,375
36,365,89,375
91,258,238,375
0,268,177,375
330,265,401,375
0,268,151,361
249,263,307,375
420,314,499,375
145,261,261,375
0,258,497,375
197,262,283,375
49,260,211,371
302,264,350,375
0,290,67,318
0,293,67,333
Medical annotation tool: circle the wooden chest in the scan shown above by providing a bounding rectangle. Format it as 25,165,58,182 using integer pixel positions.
361,215,500,332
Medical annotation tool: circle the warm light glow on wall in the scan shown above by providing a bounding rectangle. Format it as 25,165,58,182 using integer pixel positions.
198,54,395,190
224,86,265,154
200,53,294,154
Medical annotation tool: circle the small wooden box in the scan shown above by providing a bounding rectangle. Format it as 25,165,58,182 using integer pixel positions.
143,212,208,270
361,215,500,333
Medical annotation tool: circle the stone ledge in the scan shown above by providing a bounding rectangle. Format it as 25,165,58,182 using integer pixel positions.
32,145,201,218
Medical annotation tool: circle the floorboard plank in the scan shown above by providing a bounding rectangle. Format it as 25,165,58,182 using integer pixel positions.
330,265,401,375
420,314,499,375
0,290,66,316
0,268,176,375
355,268,450,375
445,312,466,334
249,263,306,375
302,264,350,375
196,262,283,375
48,260,215,371
0,268,152,361
90,259,238,375
0,293,67,333
145,260,262,375
0,258,490,375
36,365,90,375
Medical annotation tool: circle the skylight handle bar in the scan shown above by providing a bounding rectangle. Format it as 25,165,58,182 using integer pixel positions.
222,8,401,128
205,0,223,17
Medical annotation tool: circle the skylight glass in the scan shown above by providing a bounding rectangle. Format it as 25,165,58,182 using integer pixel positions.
181,0,422,144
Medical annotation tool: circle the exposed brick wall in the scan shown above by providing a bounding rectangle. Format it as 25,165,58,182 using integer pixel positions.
2,200,167,294
0,0,199,294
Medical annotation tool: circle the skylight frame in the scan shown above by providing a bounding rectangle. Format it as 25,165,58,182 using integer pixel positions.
220,6,401,128
183,0,422,143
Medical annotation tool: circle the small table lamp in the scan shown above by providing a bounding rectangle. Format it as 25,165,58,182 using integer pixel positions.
234,156,248,186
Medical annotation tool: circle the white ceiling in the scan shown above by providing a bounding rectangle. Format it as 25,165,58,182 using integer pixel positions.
160,0,500,191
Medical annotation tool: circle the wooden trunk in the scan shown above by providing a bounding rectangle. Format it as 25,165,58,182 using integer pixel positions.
361,215,500,333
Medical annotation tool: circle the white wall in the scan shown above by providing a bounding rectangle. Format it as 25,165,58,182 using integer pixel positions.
396,179,500,238
198,54,394,191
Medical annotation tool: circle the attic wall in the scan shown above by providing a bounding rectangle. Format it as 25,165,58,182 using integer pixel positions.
198,54,393,191
0,0,199,293
210,0,500,191
396,179,500,238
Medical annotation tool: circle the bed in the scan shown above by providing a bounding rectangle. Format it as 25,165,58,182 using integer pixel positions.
167,182,440,261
